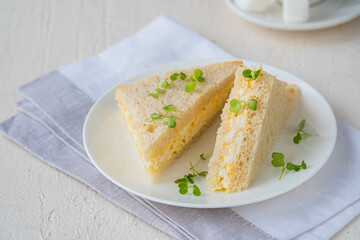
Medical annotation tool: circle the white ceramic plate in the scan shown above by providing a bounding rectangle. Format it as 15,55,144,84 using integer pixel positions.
83,59,337,208
225,0,360,31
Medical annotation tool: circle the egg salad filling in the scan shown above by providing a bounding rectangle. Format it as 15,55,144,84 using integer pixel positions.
118,82,234,177
143,83,234,175
213,77,257,191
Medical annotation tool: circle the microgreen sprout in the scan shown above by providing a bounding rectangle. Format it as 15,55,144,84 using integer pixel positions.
247,99,258,111
189,153,208,172
161,78,170,88
145,105,182,128
176,181,201,196
271,152,307,180
149,69,204,96
229,99,242,113
180,72,187,80
242,65,261,80
152,69,204,95
163,104,183,117
151,72,188,98
145,115,177,128
170,73,179,81
185,69,205,93
293,119,318,144
166,116,176,128
148,80,166,98
148,93,159,98
169,71,187,81
190,160,208,177
175,154,208,196
185,82,195,93
229,99,258,113
150,113,162,122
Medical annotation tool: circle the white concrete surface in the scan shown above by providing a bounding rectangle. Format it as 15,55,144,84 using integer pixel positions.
0,0,359,239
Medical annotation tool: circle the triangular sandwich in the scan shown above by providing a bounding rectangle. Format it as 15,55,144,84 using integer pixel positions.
115,61,243,180
207,66,300,192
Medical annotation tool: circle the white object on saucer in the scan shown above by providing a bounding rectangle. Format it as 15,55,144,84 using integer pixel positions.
283,0,309,23
83,58,337,208
234,0,275,13
225,0,360,31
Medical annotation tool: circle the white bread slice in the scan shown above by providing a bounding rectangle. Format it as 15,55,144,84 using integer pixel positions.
115,61,243,180
207,67,300,192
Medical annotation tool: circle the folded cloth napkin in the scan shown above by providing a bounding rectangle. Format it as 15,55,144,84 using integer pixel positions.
1,15,359,240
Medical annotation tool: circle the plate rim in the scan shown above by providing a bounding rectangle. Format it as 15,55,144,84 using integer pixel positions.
225,0,360,31
83,58,337,208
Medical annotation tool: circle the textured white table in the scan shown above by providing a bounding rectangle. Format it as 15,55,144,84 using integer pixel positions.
1,0,359,239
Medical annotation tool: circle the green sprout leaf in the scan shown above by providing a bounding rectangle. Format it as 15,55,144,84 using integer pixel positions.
174,178,186,184
163,104,182,117
286,162,295,171
192,185,201,196
247,99,258,111
148,79,166,98
271,152,285,167
242,68,261,80
253,70,261,80
184,69,205,93
293,132,302,144
286,162,301,172
151,113,162,120
161,78,170,88
178,183,188,194
157,88,165,93
146,105,181,128
185,82,195,93
175,154,208,196
301,160,307,169
197,76,205,82
298,119,306,131
293,119,318,144
178,182,187,188
293,165,300,172
229,98,258,113
198,171,208,176
229,99,242,113
179,187,188,194
163,104,174,112
193,68,204,82
184,174,194,184
148,93,158,98
271,152,308,180
163,104,182,112
166,116,176,128
180,72,187,80
242,69,252,78
170,73,179,81
193,69,202,79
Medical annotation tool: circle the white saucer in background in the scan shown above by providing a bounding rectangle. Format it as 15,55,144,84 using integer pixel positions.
225,0,360,31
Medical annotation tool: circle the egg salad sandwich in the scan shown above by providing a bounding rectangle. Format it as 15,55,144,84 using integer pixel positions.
207,66,300,192
115,61,243,180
